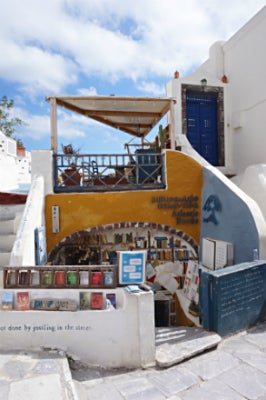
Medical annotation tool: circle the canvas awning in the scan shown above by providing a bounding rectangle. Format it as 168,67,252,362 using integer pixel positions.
46,95,174,152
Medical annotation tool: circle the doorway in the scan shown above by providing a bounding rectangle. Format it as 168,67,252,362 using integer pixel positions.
186,92,218,166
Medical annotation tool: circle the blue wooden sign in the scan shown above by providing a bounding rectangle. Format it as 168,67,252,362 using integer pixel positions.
119,251,147,284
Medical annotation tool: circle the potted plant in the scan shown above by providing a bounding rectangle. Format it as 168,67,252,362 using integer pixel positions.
61,144,81,186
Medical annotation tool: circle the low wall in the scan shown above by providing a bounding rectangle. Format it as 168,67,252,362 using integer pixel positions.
200,261,266,336
9,175,45,266
0,288,155,369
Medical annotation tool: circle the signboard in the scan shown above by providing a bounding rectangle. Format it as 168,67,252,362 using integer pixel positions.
35,226,47,265
118,251,147,284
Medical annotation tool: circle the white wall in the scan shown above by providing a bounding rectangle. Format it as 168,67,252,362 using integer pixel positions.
0,132,18,191
0,288,155,369
166,7,266,176
31,150,54,195
222,6,266,174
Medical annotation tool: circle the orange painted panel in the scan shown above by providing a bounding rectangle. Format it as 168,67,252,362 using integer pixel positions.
45,151,203,253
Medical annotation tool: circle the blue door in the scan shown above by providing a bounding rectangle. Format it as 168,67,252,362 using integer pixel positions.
186,92,218,166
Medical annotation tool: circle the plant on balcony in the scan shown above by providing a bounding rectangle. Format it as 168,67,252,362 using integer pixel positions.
61,144,81,186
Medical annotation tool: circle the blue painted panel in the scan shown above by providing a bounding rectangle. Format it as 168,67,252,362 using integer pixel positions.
201,168,259,264
200,262,266,336
35,226,47,265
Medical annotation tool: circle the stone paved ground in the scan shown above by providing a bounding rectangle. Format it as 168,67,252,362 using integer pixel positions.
0,323,265,400
72,323,266,400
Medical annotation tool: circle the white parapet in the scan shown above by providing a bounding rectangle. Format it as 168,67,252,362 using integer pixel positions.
0,288,156,369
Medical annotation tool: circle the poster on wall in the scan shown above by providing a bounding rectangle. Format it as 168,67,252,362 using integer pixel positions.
118,251,147,284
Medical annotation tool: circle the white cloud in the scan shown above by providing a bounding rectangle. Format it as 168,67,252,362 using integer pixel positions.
0,0,265,151
136,81,165,96
1,0,265,94
77,87,98,96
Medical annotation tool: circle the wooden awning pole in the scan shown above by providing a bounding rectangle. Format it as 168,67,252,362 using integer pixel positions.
50,97,58,153
169,100,176,150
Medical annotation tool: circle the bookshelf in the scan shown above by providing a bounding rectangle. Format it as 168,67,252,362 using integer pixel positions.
3,265,117,289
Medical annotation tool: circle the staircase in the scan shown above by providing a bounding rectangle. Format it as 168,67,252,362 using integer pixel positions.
0,204,25,266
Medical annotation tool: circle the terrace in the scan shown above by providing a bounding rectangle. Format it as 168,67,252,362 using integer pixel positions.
47,95,175,193
54,149,165,192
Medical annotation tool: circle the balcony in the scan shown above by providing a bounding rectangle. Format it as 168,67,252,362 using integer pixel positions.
53,151,166,193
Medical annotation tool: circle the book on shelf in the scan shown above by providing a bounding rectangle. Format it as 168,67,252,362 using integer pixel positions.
103,270,114,287
31,299,46,310
91,292,106,309
45,299,59,311
91,271,102,286
79,292,91,310
16,291,30,311
106,293,116,309
58,299,78,312
1,291,13,310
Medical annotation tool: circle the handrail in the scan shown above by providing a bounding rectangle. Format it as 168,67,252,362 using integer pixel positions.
53,152,166,192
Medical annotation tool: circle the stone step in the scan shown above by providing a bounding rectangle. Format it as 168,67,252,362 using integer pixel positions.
0,204,25,222
0,252,11,267
0,234,16,252
0,218,17,234
155,326,221,368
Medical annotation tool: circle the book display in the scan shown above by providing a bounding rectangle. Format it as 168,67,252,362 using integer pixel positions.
1,228,199,330
1,291,13,310
49,229,196,267
3,265,117,289
16,292,30,311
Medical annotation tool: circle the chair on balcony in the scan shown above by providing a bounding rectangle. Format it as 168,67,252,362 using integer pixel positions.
81,160,99,186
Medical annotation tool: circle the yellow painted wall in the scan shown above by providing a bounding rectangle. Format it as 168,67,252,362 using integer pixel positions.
45,151,203,253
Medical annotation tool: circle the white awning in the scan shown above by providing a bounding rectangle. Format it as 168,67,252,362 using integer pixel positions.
46,95,174,152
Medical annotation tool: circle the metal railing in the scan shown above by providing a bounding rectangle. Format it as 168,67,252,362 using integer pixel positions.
53,152,166,192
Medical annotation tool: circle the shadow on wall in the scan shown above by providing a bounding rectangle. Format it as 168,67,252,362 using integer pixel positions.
200,166,266,264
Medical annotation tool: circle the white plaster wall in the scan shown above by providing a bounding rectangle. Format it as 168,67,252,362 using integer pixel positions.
231,164,266,224
222,6,266,174
166,7,266,176
0,134,18,191
0,288,155,369
31,150,53,196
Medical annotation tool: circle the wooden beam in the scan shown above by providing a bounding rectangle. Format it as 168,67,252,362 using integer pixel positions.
50,98,58,152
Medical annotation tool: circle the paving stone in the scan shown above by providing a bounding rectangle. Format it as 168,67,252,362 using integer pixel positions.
184,350,239,380
32,359,61,375
2,359,35,380
113,376,165,400
233,348,266,373
8,374,64,400
219,335,263,355
179,377,244,400
156,327,221,368
149,365,200,397
244,324,266,351
165,395,182,400
219,364,266,400
0,380,9,400
78,381,125,400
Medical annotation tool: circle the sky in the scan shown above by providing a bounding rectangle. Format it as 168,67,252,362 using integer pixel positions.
0,0,265,154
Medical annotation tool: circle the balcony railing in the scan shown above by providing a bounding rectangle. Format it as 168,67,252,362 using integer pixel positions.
53,152,166,192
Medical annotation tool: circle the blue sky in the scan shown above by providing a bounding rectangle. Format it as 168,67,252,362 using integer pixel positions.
0,0,265,154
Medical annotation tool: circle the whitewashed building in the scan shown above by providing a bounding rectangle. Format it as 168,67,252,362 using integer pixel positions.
0,131,31,192
166,6,266,207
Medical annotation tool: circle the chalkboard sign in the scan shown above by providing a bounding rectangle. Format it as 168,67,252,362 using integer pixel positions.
200,262,266,336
